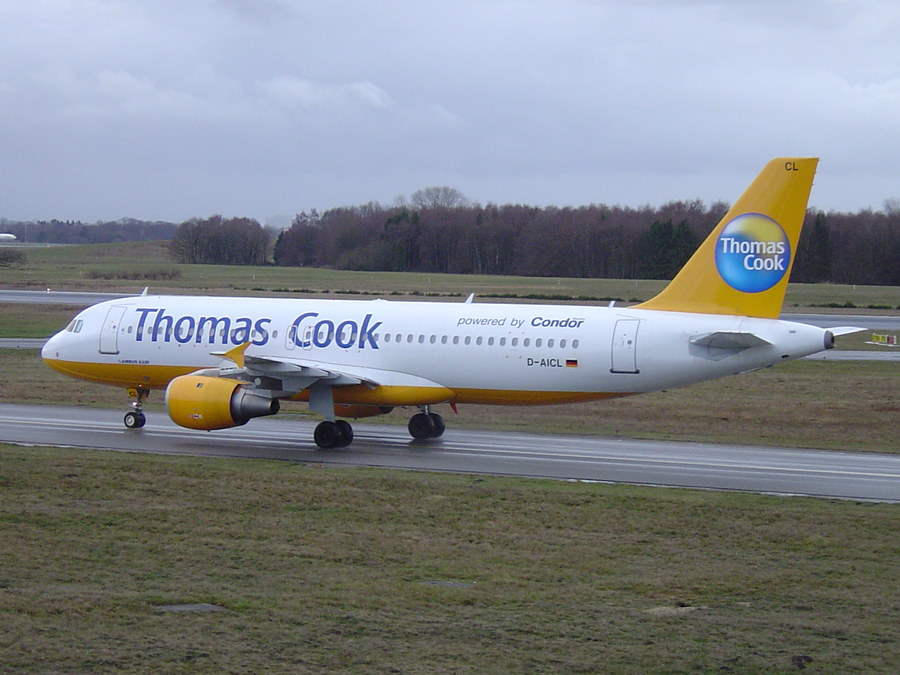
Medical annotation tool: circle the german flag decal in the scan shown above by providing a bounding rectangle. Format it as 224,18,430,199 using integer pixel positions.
566,359,578,368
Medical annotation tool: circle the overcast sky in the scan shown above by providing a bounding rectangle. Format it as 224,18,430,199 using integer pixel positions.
1,0,898,224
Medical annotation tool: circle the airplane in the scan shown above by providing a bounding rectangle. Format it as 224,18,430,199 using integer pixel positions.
0,233,17,241
42,157,862,448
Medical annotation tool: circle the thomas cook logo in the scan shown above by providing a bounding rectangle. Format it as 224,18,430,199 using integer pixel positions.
715,213,790,293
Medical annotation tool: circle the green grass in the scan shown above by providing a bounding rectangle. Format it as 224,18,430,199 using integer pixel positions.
1,446,897,673
5,240,900,311
0,304,79,338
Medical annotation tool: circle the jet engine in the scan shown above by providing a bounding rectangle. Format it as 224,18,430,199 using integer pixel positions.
165,375,279,430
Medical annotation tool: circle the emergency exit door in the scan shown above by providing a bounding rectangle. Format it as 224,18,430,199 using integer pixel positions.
610,318,640,374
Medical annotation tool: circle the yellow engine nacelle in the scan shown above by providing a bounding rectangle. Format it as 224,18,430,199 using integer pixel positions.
165,375,280,431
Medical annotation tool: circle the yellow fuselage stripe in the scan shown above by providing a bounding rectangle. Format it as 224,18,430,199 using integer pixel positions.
43,358,630,407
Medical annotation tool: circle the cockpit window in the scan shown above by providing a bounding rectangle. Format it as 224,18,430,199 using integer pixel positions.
65,319,84,333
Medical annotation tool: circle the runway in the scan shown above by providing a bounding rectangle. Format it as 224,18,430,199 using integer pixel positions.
0,289,130,305
1,402,897,502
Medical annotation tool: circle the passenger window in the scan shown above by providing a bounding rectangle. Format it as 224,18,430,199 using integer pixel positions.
384,334,391,343
453,336,460,345
464,336,471,345
523,338,530,347
535,338,542,348
573,339,580,349
511,338,518,347
560,339,566,348
548,339,554,348
430,335,436,344
488,337,494,346
407,334,413,343
418,335,425,344
500,337,506,346
441,335,448,344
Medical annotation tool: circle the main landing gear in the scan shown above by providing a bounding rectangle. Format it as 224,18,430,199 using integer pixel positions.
124,387,149,429
313,419,354,449
408,407,445,440
313,406,446,449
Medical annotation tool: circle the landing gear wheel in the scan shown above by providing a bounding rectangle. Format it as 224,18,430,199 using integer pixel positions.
314,421,343,449
124,411,146,429
428,412,445,438
124,386,150,429
408,412,435,440
335,420,354,447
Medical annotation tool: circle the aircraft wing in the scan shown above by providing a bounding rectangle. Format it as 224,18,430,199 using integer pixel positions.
207,343,449,396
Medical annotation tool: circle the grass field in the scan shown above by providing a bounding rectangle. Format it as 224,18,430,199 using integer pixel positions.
1,446,898,673
4,240,900,310
1,241,898,672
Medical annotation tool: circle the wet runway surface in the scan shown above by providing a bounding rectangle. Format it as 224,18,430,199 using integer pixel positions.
2,403,897,502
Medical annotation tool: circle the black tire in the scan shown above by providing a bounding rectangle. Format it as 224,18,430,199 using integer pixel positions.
124,411,146,429
314,421,341,449
335,420,354,447
408,412,435,440
428,413,445,438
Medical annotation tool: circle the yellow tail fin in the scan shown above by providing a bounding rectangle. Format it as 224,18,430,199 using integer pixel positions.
635,157,818,318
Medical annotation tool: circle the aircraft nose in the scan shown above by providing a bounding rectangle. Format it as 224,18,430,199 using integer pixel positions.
41,331,65,361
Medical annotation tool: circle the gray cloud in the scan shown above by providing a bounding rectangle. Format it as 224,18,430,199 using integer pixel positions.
1,0,899,221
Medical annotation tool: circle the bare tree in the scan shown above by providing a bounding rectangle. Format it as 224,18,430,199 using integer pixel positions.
410,186,469,209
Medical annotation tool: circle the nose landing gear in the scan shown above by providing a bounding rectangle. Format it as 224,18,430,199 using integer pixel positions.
124,387,149,429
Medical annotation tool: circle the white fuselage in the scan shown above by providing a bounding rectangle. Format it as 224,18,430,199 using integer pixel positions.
42,295,832,405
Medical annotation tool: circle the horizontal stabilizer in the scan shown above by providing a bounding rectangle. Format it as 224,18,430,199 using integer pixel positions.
690,331,771,351
828,326,866,337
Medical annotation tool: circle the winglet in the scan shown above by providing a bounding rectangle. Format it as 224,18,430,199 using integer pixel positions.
213,342,250,368
635,158,818,318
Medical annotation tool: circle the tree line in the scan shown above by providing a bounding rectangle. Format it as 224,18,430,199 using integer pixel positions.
4,194,898,285
169,215,269,266
273,198,899,285
0,218,177,244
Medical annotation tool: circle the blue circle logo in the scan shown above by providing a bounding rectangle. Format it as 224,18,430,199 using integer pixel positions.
714,214,790,293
